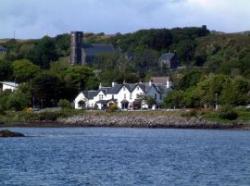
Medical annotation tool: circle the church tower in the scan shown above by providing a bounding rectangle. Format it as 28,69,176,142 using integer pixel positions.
70,31,83,65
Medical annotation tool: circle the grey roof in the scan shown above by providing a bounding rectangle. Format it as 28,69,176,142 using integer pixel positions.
106,84,123,94
83,44,115,57
108,83,160,94
82,82,168,100
83,90,99,99
0,81,19,87
159,52,176,61
151,76,170,85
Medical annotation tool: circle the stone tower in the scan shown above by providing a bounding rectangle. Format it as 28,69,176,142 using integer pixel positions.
70,31,83,65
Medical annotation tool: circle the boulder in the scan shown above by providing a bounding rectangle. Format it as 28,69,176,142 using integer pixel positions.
0,130,25,137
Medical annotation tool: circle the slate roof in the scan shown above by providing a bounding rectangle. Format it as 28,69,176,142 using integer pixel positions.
82,82,167,100
0,81,19,87
83,44,115,57
159,52,176,61
82,90,99,99
151,77,170,85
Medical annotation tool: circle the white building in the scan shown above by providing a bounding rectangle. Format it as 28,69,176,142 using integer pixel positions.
0,82,19,92
74,78,172,110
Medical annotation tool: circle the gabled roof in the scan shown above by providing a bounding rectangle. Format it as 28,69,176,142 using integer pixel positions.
159,52,176,61
151,77,170,85
80,81,170,101
82,90,99,99
0,81,19,88
83,44,115,57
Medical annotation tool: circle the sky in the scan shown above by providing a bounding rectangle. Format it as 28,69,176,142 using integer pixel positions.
1,0,250,39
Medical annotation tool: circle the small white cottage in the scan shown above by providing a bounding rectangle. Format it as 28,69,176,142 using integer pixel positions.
0,81,19,92
74,78,172,110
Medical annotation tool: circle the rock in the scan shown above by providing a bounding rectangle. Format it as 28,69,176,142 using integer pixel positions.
0,130,25,137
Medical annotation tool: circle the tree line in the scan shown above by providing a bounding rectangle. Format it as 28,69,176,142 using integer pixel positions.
0,26,249,111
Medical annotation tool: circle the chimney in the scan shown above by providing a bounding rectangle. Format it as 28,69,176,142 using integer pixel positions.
99,83,102,89
112,82,116,87
149,80,153,87
166,78,172,89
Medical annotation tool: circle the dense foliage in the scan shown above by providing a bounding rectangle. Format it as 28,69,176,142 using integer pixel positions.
0,26,249,110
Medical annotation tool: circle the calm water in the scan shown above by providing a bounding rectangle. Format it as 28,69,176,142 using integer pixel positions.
0,128,250,186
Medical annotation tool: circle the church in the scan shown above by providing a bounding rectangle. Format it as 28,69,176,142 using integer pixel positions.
70,31,115,65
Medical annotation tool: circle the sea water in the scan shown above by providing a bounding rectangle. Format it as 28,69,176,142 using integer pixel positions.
0,128,250,186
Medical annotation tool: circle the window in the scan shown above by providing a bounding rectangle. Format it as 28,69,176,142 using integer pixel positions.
99,94,103,100
155,94,157,100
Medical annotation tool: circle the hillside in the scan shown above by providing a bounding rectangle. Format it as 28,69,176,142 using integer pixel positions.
0,27,249,110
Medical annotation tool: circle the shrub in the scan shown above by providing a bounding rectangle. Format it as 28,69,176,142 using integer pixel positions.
107,104,118,113
7,92,29,111
218,106,238,120
58,99,72,109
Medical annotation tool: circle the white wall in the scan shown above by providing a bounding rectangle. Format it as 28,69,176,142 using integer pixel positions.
131,85,144,100
2,84,18,92
114,86,132,109
75,83,171,110
74,92,88,109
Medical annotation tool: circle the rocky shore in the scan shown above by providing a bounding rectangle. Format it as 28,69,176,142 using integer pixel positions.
57,112,246,129
0,111,248,129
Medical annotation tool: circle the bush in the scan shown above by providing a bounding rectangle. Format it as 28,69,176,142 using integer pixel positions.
7,92,29,111
107,104,118,113
218,106,238,120
58,99,72,109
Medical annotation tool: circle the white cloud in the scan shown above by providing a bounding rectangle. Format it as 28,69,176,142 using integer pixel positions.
0,0,250,38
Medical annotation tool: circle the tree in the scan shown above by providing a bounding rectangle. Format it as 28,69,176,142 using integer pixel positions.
195,74,232,108
221,76,250,106
32,36,58,69
0,60,13,81
12,59,40,82
62,65,98,100
144,96,157,108
58,99,72,110
7,91,29,111
31,72,62,107
177,70,202,90
164,90,185,108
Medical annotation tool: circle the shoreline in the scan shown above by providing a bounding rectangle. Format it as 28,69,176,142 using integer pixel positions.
0,111,249,130
0,121,249,130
